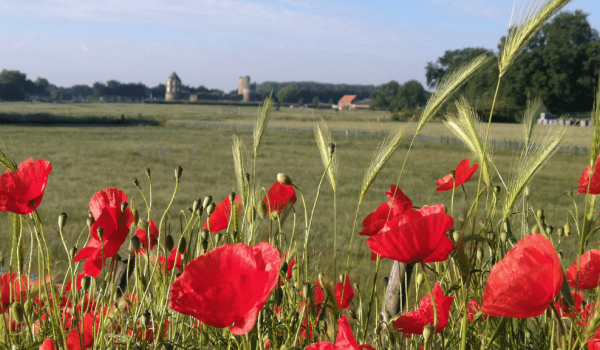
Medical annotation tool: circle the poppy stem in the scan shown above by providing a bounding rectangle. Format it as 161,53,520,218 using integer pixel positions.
421,261,438,349
550,302,567,350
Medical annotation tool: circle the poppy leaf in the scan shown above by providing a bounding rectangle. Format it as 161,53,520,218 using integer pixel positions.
455,231,471,277
560,269,575,307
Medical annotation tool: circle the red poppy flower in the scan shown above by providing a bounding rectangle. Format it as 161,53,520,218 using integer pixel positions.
465,299,493,323
0,158,52,215
263,181,297,215
202,194,242,233
359,184,413,237
166,247,186,271
554,290,583,318
393,282,454,336
567,249,600,289
481,234,562,318
335,276,354,310
169,242,280,335
64,272,86,293
366,205,454,264
578,155,600,194
128,319,170,342
0,273,27,312
65,311,97,350
306,316,375,350
435,159,479,193
39,338,57,350
134,219,158,254
74,188,134,278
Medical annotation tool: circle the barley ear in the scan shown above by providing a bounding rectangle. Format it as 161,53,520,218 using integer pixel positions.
522,95,544,149
253,94,274,158
590,78,600,166
232,135,249,202
314,121,338,192
0,141,17,172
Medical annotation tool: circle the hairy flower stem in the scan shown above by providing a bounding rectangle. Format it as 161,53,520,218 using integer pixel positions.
421,262,438,349
362,255,381,344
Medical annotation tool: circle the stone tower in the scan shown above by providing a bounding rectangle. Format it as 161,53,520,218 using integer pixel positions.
165,72,181,100
238,76,250,102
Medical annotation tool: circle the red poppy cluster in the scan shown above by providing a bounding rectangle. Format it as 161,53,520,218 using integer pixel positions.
393,282,454,336
306,315,375,350
202,194,242,233
0,158,52,215
134,219,158,254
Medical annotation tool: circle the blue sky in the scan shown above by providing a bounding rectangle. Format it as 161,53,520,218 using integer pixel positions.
0,0,597,91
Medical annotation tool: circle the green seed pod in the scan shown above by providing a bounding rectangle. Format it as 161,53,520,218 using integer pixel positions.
452,230,460,242
178,237,187,254
81,277,91,292
11,302,24,323
215,233,222,244
416,273,424,287
546,226,554,236
131,236,141,252
132,206,139,227
23,300,32,315
86,218,93,230
200,229,210,241
141,310,151,326
280,261,288,276
97,227,104,239
258,201,268,219
165,235,174,252
174,166,183,180
302,283,310,299
277,173,293,186
423,324,433,342
192,198,202,215
207,202,216,216
476,247,483,261
564,223,571,237
203,196,213,210
274,287,283,306
536,209,544,219
121,201,128,215
500,231,508,243
58,212,68,229
531,225,539,234
557,227,564,237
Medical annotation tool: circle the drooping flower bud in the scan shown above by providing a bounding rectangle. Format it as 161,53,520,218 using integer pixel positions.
564,223,571,237
141,310,151,326
203,196,213,210
545,226,554,236
121,201,128,215
193,198,202,215
178,237,187,254
207,202,216,216
174,166,183,180
23,300,32,315
348,309,357,320
200,229,210,242
97,227,104,239
452,230,460,242
145,168,151,179
137,218,149,231
131,236,141,252
536,209,544,219
557,227,564,237
274,287,283,306
165,235,174,252
81,277,91,292
258,201,267,218
70,247,78,260
423,324,433,343
500,231,508,243
11,302,24,323
132,177,140,188
328,143,336,157
58,212,68,229
416,273,424,287
277,173,292,186
280,261,288,276
476,247,483,261
132,206,139,227
302,283,310,299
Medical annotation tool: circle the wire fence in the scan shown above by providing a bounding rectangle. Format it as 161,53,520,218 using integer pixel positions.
166,120,589,155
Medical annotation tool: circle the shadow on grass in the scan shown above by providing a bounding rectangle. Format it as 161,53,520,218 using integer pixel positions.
0,113,161,126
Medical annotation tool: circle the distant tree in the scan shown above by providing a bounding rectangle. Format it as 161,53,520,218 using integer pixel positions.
51,90,64,101
298,97,303,105
312,96,320,109
370,81,400,112
0,70,32,101
150,84,166,99
276,84,298,103
32,77,50,96
425,48,489,89
391,80,429,111
93,82,107,98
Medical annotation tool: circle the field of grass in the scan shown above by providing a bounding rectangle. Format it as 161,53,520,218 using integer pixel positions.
0,114,592,291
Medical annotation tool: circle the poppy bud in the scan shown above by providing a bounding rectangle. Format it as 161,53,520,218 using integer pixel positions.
132,207,139,227
258,201,268,218
136,219,149,233
536,209,544,219
302,283,310,299
145,168,151,179
203,196,213,210
201,240,208,253
132,177,140,188
207,202,216,216
558,251,563,260
179,237,187,254
193,198,202,215
274,287,283,306
121,201,128,215
348,309,357,320
452,230,460,242
186,206,193,213
494,186,501,194
280,262,288,276
353,282,359,291
449,170,456,179
141,310,151,326
339,274,344,283
546,226,554,236
165,235,174,252
70,246,77,260
229,192,236,203
23,300,32,315
500,231,508,243
531,225,539,234
81,277,91,292
557,227,564,237
247,206,257,222
175,166,183,180
383,277,389,288
200,229,210,241
131,236,141,252
277,173,292,186
422,324,433,342
476,247,483,261
270,211,280,221
97,227,104,239
564,223,571,237
328,143,335,157
215,233,222,244
416,273,424,287
86,218,93,229
58,212,68,229
11,302,24,323
487,231,495,242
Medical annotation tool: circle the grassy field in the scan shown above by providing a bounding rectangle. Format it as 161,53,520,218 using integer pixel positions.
0,109,592,291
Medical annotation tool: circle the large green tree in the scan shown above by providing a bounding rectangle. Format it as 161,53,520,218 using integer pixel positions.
0,70,32,101
371,80,429,113
276,84,298,103
370,80,400,112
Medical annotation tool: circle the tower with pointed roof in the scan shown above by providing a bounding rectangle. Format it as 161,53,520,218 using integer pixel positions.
165,72,181,100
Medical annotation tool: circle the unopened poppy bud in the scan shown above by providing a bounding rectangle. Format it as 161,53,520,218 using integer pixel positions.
274,287,283,306
258,201,268,218
416,273,424,287
558,251,564,260
200,229,210,241
201,240,208,253
70,246,77,259
229,192,236,203
531,225,539,234
145,168,151,178
121,201,128,215
302,283,310,299
449,170,456,179
557,227,564,237
328,143,335,156
564,223,571,237
186,206,193,213
536,209,544,219
97,227,104,238
215,233,222,244
494,186,501,194
86,218,93,229
137,218,149,231
11,302,24,323
174,166,183,180
339,274,344,283
277,173,292,186
476,247,483,261
270,211,280,221
452,230,460,242
546,226,554,235
23,300,32,315
487,231,495,241
353,282,359,291
192,198,202,214
247,206,257,222
203,196,213,210
141,310,151,326
58,212,68,229
423,324,433,342
500,231,508,243
81,277,91,292
383,277,389,288
178,237,187,254
207,202,216,216
131,236,141,252
348,309,357,320
165,235,174,252
132,177,140,187
280,262,288,276
132,207,139,227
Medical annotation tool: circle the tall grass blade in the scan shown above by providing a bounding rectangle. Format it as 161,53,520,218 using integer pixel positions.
498,0,571,77
232,135,249,201
416,54,491,134
444,97,494,186
590,79,600,166
314,121,338,191
502,120,570,218
359,124,408,202
522,95,544,149
253,95,274,158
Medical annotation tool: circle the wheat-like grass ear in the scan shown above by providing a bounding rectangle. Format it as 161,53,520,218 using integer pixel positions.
359,124,408,202
522,95,544,149
498,0,570,77
416,53,491,134
0,140,17,172
444,97,494,186
253,94,274,158
502,120,570,218
314,121,338,192
232,135,249,202
589,79,600,167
